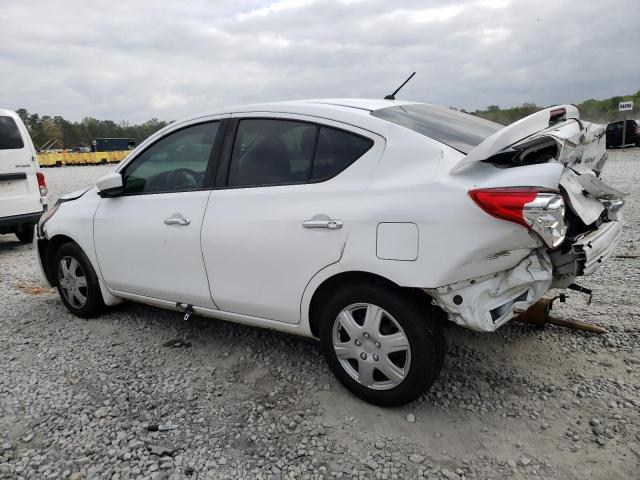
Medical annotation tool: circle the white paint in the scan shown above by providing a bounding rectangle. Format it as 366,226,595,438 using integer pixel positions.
35,99,625,335
0,108,45,219
376,223,419,261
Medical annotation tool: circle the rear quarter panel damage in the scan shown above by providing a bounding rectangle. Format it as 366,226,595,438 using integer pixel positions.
425,249,553,332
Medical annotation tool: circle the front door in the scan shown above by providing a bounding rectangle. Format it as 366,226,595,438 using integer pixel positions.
201,114,384,323
94,119,223,307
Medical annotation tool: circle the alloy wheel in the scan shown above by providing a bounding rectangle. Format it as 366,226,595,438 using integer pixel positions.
57,256,88,309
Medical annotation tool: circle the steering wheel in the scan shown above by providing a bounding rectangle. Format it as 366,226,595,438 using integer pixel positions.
166,168,200,190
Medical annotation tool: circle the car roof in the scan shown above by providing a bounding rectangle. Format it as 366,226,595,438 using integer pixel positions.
178,98,427,133
608,119,637,125
0,108,21,120
185,98,423,121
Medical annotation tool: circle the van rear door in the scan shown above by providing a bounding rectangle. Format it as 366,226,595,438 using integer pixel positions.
0,113,43,217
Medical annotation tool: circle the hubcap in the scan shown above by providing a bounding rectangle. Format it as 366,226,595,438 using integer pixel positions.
57,256,88,309
332,303,411,391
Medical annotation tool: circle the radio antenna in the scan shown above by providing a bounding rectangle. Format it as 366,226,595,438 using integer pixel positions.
384,72,416,100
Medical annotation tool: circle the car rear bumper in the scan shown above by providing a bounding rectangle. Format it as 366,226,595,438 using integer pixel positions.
0,211,43,231
426,221,622,332
425,249,553,332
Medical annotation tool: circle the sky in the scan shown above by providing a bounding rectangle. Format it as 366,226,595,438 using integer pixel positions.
0,0,637,123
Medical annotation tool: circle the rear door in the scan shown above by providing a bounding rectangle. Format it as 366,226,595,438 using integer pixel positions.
0,113,42,217
201,114,384,323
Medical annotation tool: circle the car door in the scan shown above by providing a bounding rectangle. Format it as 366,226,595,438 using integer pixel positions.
93,118,224,307
201,113,385,323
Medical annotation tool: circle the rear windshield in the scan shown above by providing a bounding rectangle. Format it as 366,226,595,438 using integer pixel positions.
371,104,502,154
0,116,25,150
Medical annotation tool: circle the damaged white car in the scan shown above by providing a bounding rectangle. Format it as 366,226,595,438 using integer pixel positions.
35,99,624,406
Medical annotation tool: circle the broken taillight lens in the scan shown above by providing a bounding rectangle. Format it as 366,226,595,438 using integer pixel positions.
469,188,566,248
36,172,48,197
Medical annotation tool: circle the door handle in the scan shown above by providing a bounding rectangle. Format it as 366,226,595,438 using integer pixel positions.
164,215,191,226
302,218,343,229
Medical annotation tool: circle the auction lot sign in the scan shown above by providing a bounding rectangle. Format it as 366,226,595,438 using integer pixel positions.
618,101,634,148
619,101,633,111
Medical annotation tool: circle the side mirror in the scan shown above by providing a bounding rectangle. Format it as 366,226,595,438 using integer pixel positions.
97,172,124,197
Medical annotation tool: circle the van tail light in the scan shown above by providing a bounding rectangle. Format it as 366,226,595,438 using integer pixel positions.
469,188,566,248
36,172,48,197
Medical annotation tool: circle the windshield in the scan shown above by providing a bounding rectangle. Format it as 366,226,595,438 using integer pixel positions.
371,104,502,154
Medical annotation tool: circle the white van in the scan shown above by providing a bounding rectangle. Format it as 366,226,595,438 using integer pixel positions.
0,109,47,242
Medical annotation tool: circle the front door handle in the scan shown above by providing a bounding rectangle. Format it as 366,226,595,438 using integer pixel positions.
164,214,191,226
302,218,343,229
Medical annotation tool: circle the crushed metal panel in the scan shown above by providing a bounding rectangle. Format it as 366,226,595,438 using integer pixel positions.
560,169,605,225
573,221,622,276
574,171,627,200
426,249,553,332
560,169,627,225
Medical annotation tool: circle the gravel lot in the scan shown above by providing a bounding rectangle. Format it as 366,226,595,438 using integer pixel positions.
1,151,638,480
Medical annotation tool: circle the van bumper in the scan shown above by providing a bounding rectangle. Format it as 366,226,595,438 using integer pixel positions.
0,211,43,232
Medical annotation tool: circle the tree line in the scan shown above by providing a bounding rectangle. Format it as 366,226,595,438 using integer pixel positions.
14,109,169,151
14,90,638,149
465,90,639,125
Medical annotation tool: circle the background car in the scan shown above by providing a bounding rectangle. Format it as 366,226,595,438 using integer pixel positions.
606,119,640,148
0,109,47,242
35,99,624,406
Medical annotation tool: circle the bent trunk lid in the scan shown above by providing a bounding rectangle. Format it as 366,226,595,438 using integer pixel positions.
450,104,598,173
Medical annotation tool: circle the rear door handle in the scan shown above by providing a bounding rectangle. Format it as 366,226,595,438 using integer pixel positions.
302,218,343,229
164,214,191,226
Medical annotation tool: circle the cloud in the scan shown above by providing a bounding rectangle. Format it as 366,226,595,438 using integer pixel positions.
0,0,637,122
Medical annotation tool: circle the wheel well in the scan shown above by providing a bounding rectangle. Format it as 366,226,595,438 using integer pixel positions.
308,271,436,338
43,234,75,284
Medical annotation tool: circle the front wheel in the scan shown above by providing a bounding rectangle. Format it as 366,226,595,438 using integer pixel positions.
54,242,105,318
319,283,444,407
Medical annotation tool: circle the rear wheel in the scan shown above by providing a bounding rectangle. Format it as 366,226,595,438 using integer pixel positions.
54,242,104,318
15,224,34,243
319,283,444,406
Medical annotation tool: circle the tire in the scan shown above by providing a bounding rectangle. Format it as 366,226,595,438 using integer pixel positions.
15,224,34,243
54,242,105,318
319,283,445,407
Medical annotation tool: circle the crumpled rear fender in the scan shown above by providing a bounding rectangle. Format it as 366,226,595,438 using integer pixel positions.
426,249,552,332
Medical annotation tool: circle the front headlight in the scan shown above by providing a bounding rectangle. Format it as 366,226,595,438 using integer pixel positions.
38,202,60,237
37,188,90,238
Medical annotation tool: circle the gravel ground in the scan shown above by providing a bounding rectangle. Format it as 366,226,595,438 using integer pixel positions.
1,151,638,480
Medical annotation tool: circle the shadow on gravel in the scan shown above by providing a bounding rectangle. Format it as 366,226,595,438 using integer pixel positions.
0,237,25,252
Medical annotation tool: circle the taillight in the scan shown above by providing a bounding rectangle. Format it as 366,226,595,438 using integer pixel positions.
469,188,566,248
36,172,48,197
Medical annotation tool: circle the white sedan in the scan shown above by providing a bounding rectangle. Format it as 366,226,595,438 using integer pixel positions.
35,99,624,406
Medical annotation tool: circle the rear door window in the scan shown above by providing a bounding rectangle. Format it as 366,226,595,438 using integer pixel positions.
227,119,373,187
313,127,373,180
0,116,25,150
